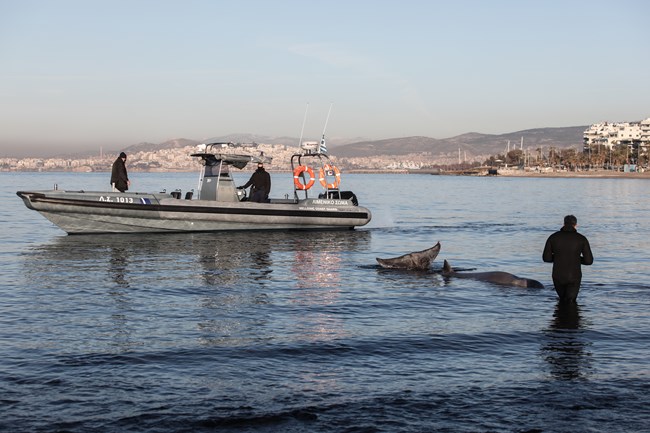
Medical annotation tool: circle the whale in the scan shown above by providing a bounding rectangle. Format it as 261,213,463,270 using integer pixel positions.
442,259,544,288
376,242,441,270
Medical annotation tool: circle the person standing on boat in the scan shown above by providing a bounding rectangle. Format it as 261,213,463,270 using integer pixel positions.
111,152,130,193
543,215,593,303
238,162,271,202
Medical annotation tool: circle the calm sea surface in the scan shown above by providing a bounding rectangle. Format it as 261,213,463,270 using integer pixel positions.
1,171,649,432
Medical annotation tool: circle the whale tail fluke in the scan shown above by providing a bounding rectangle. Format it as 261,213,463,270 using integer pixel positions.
442,259,454,275
376,241,441,270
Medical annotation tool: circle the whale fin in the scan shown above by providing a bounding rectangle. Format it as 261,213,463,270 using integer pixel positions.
442,259,454,275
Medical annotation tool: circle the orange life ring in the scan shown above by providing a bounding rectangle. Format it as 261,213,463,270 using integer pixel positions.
293,165,315,190
319,164,341,189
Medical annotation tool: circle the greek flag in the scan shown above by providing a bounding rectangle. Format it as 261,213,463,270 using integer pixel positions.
319,137,328,154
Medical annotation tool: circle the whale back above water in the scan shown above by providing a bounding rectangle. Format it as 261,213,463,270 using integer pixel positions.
376,242,441,270
442,259,545,289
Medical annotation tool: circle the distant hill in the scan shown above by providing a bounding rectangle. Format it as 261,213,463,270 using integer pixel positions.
39,126,587,160
120,134,352,155
329,126,588,158
123,138,200,153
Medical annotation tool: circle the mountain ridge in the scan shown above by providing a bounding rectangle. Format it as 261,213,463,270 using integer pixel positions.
329,126,587,158
16,126,587,159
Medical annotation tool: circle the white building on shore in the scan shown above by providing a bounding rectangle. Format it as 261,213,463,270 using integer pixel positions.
583,117,650,148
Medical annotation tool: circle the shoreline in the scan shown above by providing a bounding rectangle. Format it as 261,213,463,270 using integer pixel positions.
3,168,650,179
493,169,650,179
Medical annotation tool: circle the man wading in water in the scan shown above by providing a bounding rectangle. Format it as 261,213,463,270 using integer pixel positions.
543,215,594,302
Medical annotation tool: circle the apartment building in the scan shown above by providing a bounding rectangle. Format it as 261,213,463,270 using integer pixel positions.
583,117,650,148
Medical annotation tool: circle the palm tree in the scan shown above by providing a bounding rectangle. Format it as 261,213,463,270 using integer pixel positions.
562,148,579,170
548,147,560,167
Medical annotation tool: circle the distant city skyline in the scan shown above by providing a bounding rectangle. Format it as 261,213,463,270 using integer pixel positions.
1,0,649,157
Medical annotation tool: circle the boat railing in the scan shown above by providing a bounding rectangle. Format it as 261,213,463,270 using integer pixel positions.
290,152,343,200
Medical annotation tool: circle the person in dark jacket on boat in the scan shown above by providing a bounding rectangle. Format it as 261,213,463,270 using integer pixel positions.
238,162,271,202
111,152,130,193
543,215,593,302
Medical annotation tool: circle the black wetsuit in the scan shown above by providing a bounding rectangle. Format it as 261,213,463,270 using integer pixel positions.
241,167,271,202
110,157,129,192
543,226,593,302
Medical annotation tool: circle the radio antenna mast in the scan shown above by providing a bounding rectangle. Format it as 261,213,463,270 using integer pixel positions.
319,103,333,154
298,103,309,148
321,103,333,138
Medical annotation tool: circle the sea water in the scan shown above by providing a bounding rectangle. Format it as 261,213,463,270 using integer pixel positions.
1,171,649,432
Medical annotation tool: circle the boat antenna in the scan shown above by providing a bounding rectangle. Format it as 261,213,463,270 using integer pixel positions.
298,103,309,149
319,102,333,154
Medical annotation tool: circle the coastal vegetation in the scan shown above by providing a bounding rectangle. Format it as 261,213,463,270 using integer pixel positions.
483,142,646,172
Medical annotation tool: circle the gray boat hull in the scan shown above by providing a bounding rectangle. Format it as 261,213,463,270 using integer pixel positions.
17,190,372,234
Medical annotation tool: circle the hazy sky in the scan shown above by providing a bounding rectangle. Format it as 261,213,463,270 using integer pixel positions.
1,0,649,156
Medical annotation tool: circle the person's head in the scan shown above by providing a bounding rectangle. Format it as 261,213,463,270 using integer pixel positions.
119,152,127,160
563,214,577,228
257,162,264,170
